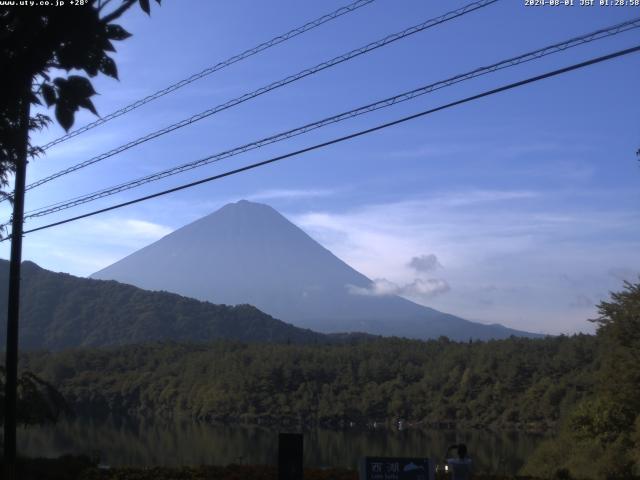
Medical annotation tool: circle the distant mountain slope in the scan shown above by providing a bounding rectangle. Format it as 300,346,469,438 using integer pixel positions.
0,260,327,350
92,200,540,341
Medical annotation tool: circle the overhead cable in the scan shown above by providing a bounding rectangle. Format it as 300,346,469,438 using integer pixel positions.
23,17,640,220
22,0,498,194
39,0,377,151
12,44,640,239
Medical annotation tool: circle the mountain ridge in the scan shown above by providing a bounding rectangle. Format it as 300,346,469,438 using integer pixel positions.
0,259,333,350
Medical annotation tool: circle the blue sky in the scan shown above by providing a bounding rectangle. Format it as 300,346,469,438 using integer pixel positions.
1,0,639,334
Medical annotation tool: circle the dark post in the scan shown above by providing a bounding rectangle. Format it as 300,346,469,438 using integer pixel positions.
278,432,303,480
3,79,31,477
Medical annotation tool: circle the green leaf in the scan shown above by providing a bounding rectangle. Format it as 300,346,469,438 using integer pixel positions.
106,24,132,41
42,84,57,107
139,0,150,15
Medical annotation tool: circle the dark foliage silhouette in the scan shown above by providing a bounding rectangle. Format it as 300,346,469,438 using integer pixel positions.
0,366,69,425
0,0,160,197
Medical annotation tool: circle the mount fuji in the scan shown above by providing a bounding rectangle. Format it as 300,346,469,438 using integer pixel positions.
91,200,539,341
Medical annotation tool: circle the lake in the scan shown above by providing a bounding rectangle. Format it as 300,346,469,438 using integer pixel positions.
18,417,546,475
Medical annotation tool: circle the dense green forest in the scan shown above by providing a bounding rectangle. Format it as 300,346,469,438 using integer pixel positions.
0,260,332,349
5,264,638,478
17,280,640,478
21,335,597,431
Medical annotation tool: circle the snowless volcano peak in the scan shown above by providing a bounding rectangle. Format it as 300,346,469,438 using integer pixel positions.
92,201,540,341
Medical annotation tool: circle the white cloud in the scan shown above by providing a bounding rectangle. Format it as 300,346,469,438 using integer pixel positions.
406,278,450,297
291,191,640,334
1,216,173,277
246,188,335,201
408,254,442,273
27,130,119,171
347,278,399,297
68,218,173,246
347,277,450,299
390,144,475,158
430,190,538,207
388,139,592,161
106,219,172,239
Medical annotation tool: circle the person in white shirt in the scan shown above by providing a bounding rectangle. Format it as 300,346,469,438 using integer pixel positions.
446,443,472,480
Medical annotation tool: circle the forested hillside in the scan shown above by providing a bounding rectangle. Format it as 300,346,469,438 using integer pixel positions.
21,335,597,431
0,260,328,349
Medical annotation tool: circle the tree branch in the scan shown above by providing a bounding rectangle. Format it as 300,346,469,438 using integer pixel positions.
97,0,115,13
100,0,136,24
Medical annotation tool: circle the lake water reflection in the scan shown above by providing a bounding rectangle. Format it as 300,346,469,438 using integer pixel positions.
18,417,545,475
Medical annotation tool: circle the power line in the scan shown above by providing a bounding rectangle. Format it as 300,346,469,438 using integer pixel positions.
13,44,640,239
22,17,640,220
38,0,377,152
22,0,498,194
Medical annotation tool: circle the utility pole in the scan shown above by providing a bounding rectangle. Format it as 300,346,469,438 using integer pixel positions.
3,78,31,479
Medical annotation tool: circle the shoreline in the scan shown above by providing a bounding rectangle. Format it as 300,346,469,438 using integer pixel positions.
6,456,553,480
63,410,557,435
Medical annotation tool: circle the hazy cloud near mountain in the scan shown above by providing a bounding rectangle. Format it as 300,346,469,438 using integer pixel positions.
0,216,174,275
347,250,451,299
246,188,335,202
408,254,442,273
292,190,639,334
348,277,450,299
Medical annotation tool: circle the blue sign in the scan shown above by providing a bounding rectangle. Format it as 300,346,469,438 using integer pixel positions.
359,457,434,480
